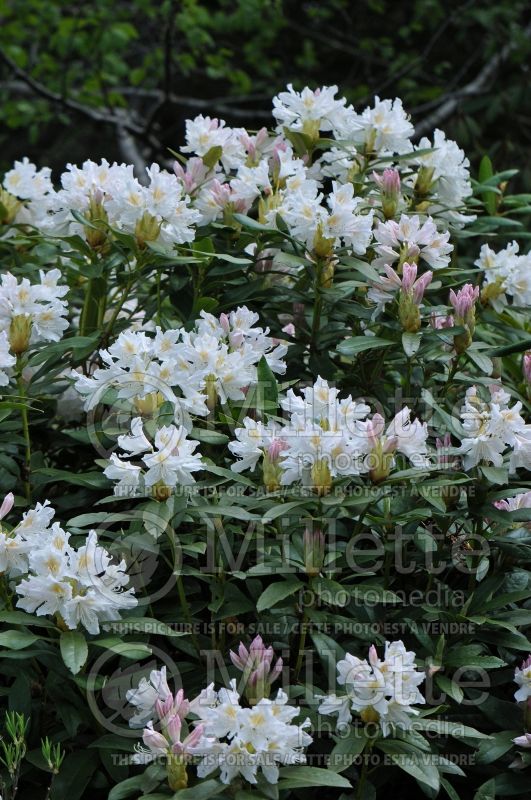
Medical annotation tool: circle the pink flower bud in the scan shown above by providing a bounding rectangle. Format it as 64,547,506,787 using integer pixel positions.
430,312,454,330
368,644,379,667
367,414,385,448
449,284,479,320
282,323,296,337
219,313,230,334
142,723,167,752
166,713,182,746
156,695,173,721
181,722,205,752
267,438,287,461
401,262,418,294
0,492,14,520
413,270,433,304
230,635,282,703
373,169,401,218
523,352,531,384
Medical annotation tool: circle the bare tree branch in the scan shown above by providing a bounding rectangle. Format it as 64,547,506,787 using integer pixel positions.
0,47,165,175
414,22,531,138
116,125,148,182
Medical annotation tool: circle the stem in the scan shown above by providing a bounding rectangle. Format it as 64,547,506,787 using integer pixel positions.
405,357,412,401
44,775,55,800
16,358,31,503
176,574,200,657
356,738,374,800
293,612,308,682
356,752,369,800
102,278,134,343
442,354,461,396
310,261,324,354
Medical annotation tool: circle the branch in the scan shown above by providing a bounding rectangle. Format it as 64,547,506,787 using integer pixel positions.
414,22,531,138
0,48,144,135
116,125,148,182
0,47,164,175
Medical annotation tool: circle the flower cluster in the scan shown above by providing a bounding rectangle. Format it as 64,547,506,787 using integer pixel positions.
105,419,203,497
126,658,312,787
73,306,288,496
0,269,68,356
3,158,199,252
191,681,312,785
476,241,531,309
229,376,429,491
318,641,426,737
74,305,287,420
0,84,476,278
1,157,53,226
458,385,531,471
131,687,210,791
0,497,136,633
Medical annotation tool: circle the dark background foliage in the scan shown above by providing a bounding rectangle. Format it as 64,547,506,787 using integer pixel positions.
1,0,531,184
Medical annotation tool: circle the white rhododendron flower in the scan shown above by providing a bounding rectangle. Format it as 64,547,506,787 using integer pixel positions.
273,83,348,137
318,641,426,737
412,129,475,224
475,241,531,310
105,418,203,496
372,214,453,270
73,305,287,425
230,377,429,490
333,96,414,155
494,491,531,513
458,385,531,471
190,680,312,785
514,655,531,703
0,269,68,353
0,501,136,634
126,666,173,728
0,330,16,385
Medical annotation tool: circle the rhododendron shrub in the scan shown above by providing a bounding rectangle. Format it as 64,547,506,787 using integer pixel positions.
0,86,530,799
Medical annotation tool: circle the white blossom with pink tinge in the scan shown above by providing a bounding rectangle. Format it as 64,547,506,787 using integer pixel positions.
515,655,531,703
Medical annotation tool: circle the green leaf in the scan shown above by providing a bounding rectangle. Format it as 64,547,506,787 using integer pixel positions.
329,728,370,772
441,776,462,800
0,610,54,628
383,752,440,792
256,355,278,412
108,776,145,800
60,630,89,675
478,156,497,215
0,630,39,650
202,145,223,169
480,466,508,485
92,638,152,659
256,578,303,612
174,779,227,798
277,766,352,789
435,675,464,704
414,719,490,739
402,331,421,357
337,336,394,356
474,779,496,800
476,730,519,765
